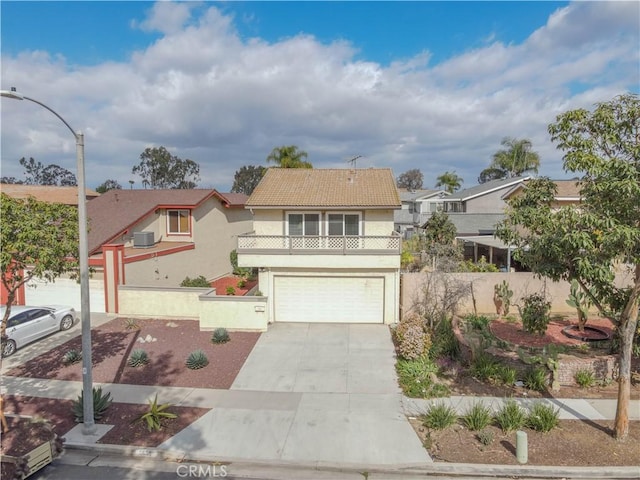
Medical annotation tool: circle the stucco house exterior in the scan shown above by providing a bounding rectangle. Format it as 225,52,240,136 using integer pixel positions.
86,189,252,312
394,188,449,239
237,168,402,324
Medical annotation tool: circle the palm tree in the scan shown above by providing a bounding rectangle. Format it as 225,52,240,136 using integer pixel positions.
266,145,312,168
480,137,540,182
435,171,463,193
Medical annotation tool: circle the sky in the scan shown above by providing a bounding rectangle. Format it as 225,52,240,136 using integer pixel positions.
1,1,638,192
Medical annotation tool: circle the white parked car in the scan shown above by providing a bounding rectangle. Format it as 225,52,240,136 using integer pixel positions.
1,305,77,357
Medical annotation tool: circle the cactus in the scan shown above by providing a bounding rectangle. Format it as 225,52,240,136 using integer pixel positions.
493,280,513,316
566,280,592,332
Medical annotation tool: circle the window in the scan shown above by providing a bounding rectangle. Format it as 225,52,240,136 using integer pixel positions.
168,209,190,234
328,213,360,236
288,213,319,236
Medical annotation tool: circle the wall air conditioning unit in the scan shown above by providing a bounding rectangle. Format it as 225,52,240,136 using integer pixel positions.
133,231,155,248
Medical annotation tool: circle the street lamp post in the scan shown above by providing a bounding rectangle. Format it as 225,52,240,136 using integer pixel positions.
1,87,96,434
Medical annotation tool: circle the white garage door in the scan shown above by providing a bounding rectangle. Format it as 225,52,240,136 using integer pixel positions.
274,276,384,323
25,278,106,313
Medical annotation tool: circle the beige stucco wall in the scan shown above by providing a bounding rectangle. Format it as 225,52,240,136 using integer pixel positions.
362,209,395,235
124,198,252,287
252,209,285,235
239,253,399,269
118,286,208,318
199,294,268,331
401,271,634,317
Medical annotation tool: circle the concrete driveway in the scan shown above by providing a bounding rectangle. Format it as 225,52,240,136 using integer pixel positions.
160,323,431,466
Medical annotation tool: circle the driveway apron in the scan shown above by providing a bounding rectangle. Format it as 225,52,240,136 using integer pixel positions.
159,323,431,465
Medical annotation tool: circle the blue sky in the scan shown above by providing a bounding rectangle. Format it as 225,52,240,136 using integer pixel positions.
1,1,638,190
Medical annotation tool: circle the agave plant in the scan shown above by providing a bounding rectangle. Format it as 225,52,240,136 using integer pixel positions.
72,386,113,422
186,350,209,370
211,328,230,344
136,394,178,432
62,349,82,365
128,349,149,367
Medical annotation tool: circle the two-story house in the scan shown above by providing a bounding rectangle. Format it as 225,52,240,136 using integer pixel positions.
237,168,402,324
87,189,252,312
395,188,449,239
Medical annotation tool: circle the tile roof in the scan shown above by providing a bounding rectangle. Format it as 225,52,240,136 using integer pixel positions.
246,168,401,208
503,179,582,200
0,184,99,205
86,189,246,254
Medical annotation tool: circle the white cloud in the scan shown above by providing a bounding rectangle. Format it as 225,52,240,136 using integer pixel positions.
1,1,637,191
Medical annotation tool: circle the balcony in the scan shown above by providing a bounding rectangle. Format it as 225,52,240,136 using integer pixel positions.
237,234,401,255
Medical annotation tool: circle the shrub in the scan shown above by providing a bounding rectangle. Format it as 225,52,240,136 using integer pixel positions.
128,349,149,367
495,399,527,433
62,349,82,365
462,401,493,431
396,357,448,398
254,290,263,296
471,354,500,383
394,313,431,361
421,402,458,430
72,386,113,422
180,275,211,288
211,328,230,344
524,366,548,392
429,316,460,359
477,429,494,446
527,402,560,432
497,365,517,386
124,318,140,330
226,286,236,295
521,293,551,335
186,350,209,370
466,314,491,331
575,368,596,388
237,279,246,288
136,394,177,432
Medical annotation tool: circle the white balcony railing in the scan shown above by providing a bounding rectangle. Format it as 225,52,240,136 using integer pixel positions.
237,234,401,255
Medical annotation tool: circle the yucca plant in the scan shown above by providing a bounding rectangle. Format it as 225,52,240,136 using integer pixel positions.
62,349,82,365
186,350,209,370
72,386,113,422
495,399,527,433
527,402,560,432
211,328,230,344
462,401,493,431
136,394,177,432
128,349,149,367
124,318,140,330
421,402,458,430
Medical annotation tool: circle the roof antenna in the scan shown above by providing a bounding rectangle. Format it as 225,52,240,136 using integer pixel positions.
346,155,362,170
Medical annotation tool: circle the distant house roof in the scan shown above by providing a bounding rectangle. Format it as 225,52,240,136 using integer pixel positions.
0,184,100,205
87,189,247,254
246,168,401,209
503,179,582,201
444,177,530,202
397,188,446,202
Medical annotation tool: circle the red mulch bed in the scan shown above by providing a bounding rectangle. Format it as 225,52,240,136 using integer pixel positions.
5,318,260,389
2,394,209,448
490,316,616,348
210,275,257,296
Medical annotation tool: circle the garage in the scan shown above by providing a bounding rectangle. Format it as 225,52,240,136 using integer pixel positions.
274,276,384,323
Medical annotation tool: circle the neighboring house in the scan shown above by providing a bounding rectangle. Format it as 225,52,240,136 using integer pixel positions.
395,188,449,239
503,178,582,209
0,184,99,204
237,168,402,324
421,177,530,270
0,184,101,309
87,189,252,312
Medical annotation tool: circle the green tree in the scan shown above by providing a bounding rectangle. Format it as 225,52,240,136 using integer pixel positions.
16,157,77,186
419,211,462,271
266,145,312,168
396,169,424,190
1,193,80,338
479,137,540,183
95,179,122,194
496,94,639,440
231,165,266,195
0,177,22,184
435,171,463,193
132,146,200,189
